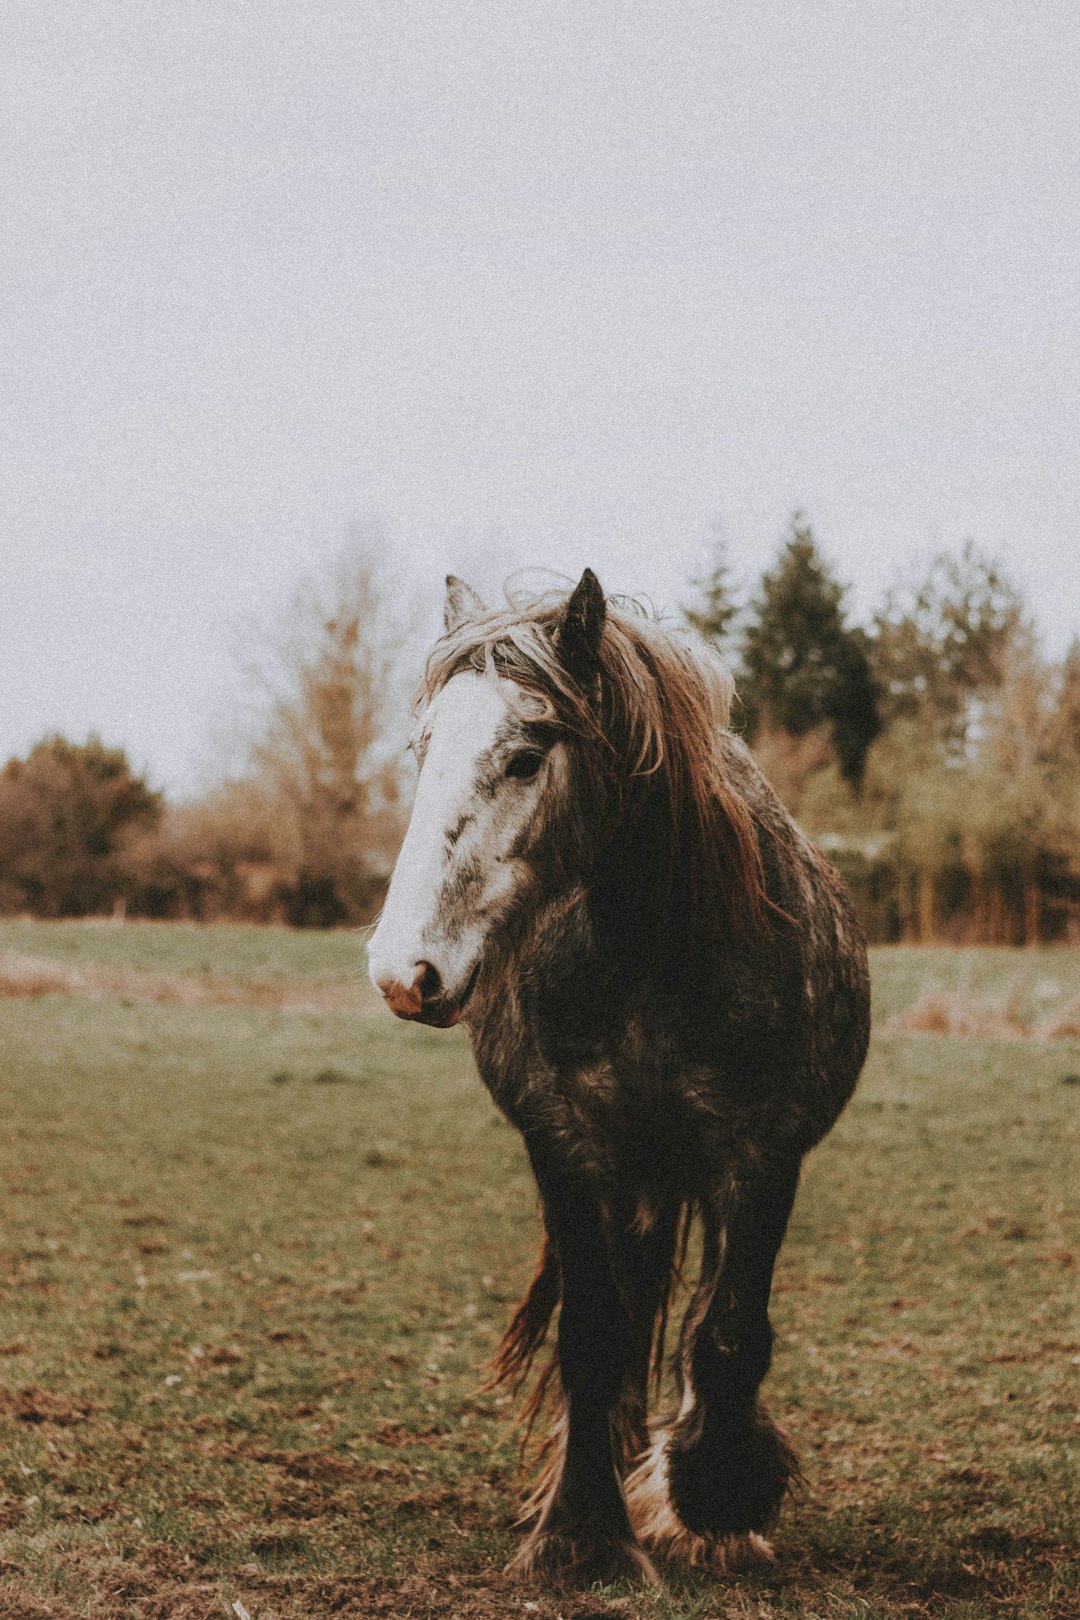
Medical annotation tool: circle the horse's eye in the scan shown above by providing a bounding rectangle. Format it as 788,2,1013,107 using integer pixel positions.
505,750,544,781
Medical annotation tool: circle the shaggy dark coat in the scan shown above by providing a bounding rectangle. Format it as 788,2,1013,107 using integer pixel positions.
399,571,870,1583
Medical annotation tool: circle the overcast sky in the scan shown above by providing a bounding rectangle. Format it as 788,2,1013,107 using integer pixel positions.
3,0,1078,794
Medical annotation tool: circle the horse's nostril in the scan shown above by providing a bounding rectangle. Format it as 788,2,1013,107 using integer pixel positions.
415,960,442,1003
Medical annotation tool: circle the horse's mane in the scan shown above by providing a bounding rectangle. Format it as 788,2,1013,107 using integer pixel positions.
419,581,769,943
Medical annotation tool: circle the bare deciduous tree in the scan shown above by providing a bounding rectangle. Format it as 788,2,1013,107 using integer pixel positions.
240,532,411,925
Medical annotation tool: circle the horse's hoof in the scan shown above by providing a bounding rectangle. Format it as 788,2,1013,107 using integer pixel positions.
625,1426,779,1572
670,1410,797,1540
506,1525,658,1586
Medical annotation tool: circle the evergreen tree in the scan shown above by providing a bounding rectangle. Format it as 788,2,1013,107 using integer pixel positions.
739,516,881,786
684,524,740,656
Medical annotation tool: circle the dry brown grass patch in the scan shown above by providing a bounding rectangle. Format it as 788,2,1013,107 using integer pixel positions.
887,980,1080,1040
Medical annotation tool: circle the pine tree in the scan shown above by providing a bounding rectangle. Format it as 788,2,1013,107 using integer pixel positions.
739,516,881,787
684,524,740,655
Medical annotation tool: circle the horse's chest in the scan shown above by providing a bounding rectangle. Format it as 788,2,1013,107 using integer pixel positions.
543,1062,627,1174
472,983,737,1185
473,1017,631,1163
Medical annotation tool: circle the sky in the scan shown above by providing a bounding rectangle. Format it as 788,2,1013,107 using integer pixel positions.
3,0,1078,795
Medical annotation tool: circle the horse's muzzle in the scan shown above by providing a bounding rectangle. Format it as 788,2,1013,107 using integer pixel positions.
375,960,479,1028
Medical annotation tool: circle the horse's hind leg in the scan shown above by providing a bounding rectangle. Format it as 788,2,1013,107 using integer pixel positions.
626,1159,801,1568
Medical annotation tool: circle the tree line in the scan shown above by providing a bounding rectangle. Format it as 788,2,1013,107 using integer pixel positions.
2,519,1077,940
689,516,1079,943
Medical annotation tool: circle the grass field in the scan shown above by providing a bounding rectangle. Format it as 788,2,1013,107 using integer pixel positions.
0,920,1077,1619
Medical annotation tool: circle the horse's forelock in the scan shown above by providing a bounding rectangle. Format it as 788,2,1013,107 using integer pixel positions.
419,598,600,734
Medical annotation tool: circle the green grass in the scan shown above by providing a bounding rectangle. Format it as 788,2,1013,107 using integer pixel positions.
0,923,1076,1619
0,916,369,986
866,943,1080,1026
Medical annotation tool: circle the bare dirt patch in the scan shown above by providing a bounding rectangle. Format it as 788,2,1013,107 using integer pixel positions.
0,1385,94,1425
0,950,377,1013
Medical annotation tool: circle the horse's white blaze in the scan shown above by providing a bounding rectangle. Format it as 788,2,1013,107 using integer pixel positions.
367,672,540,1007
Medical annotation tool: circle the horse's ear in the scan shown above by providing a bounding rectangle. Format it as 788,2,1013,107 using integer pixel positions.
556,569,606,682
444,575,488,634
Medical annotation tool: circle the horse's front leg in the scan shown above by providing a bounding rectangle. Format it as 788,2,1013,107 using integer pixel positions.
509,1166,657,1586
626,1158,802,1569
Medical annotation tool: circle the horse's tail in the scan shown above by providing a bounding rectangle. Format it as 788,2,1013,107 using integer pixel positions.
647,1199,695,1397
486,1201,693,1445
484,1233,562,1461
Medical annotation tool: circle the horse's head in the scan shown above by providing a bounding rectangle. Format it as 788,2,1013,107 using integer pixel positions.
367,570,607,1028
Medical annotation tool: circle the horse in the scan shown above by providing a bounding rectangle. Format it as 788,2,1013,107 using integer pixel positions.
367,569,870,1584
